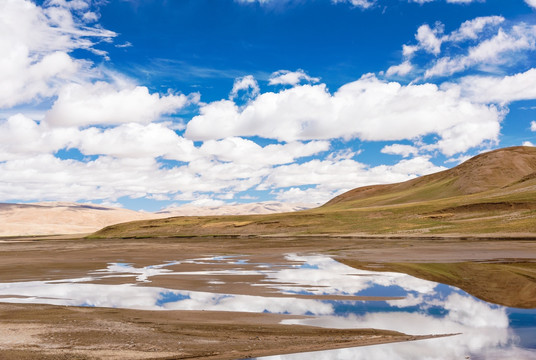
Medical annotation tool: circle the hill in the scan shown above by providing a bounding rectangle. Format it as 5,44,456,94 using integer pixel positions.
325,146,536,207
91,146,536,239
0,201,313,237
0,202,159,236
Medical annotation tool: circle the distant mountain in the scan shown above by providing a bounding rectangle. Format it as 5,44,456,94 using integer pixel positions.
0,201,314,236
0,202,158,236
91,146,536,238
157,202,314,217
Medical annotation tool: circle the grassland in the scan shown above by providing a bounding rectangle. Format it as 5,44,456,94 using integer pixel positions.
91,147,536,239
90,174,536,238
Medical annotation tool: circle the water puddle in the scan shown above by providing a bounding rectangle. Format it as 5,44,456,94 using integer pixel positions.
0,254,534,359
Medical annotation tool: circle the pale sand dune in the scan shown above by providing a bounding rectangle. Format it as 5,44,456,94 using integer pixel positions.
0,201,314,236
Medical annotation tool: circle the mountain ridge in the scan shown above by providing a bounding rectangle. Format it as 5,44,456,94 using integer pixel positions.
0,201,314,237
91,146,536,238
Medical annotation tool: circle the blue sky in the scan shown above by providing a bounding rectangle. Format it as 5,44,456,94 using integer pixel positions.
1,0,536,211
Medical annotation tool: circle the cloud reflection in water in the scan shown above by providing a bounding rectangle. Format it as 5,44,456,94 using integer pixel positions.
0,254,534,359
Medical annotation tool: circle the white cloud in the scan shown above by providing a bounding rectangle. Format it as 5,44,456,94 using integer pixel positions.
526,0,536,9
331,0,376,9
262,156,445,191
426,24,536,78
0,0,116,108
415,24,443,55
187,198,227,207
268,156,446,203
0,111,451,205
230,75,260,99
1,0,530,208
115,41,133,48
0,114,77,161
0,115,200,163
186,74,502,156
45,81,191,127
199,137,330,166
523,141,534,147
402,44,419,58
274,187,339,205
411,0,484,3
446,0,483,3
449,68,536,105
381,144,419,157
406,16,506,61
238,0,481,7
77,123,199,162
448,16,505,42
385,61,413,77
0,153,251,203
234,0,271,3
531,121,536,132
269,69,320,86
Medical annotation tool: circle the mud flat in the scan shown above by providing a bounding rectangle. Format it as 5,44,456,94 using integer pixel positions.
0,235,535,359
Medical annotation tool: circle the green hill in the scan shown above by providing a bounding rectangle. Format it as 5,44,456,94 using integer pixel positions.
91,146,536,239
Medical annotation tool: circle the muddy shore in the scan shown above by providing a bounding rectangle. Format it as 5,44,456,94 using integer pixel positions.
0,235,535,359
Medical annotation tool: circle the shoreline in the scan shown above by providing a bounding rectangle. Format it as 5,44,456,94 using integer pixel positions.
0,235,534,359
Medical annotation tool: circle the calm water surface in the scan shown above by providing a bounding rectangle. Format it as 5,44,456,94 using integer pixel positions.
0,254,534,359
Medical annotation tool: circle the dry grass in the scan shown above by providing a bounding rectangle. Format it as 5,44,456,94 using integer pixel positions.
90,147,536,239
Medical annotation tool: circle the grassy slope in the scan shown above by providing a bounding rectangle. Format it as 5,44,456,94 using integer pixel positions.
91,146,536,239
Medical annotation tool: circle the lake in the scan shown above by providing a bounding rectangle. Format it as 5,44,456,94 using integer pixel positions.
0,253,534,359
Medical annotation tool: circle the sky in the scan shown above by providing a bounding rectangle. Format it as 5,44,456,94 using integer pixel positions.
1,0,536,211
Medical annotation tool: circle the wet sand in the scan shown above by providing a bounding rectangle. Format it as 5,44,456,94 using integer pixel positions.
0,235,535,359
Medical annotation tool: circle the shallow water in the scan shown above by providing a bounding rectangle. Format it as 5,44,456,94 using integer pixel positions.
0,254,534,359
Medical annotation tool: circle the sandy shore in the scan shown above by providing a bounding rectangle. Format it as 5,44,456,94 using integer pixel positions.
0,235,535,359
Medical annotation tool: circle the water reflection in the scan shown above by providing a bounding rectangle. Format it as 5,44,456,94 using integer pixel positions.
256,335,536,360
0,254,534,359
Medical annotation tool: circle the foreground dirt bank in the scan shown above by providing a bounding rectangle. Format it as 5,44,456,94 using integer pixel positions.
0,303,439,360
0,235,535,359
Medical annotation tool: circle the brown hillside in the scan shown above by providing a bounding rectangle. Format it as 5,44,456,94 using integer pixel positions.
91,146,536,239
325,146,536,207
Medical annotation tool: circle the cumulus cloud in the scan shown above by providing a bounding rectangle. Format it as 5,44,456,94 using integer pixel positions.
0,0,116,108
526,0,536,9
76,123,199,161
270,156,446,204
199,137,330,166
448,16,505,42
45,81,192,127
415,24,444,55
385,61,413,77
186,74,502,156
269,70,320,86
448,68,536,105
263,156,445,191
411,0,484,3
381,144,419,157
0,114,77,161
2,0,531,208
331,0,376,8
0,153,253,203
425,23,536,78
396,16,531,80
0,115,201,163
230,75,260,99
531,121,536,132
